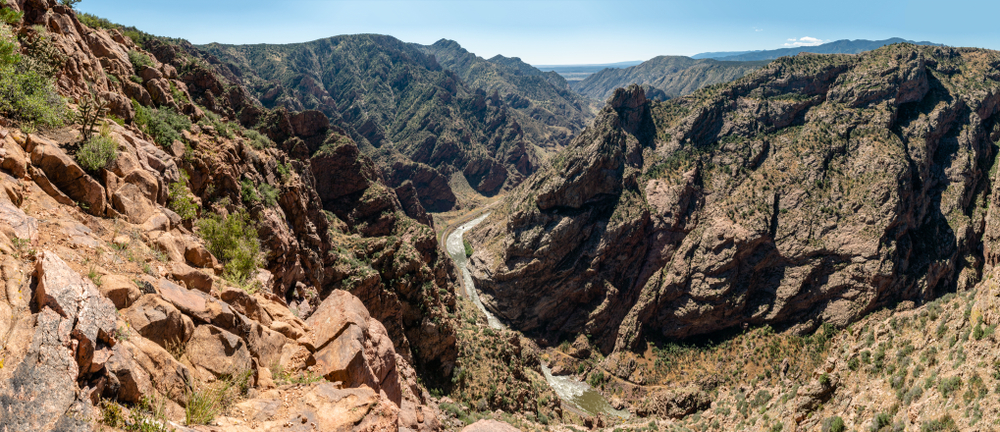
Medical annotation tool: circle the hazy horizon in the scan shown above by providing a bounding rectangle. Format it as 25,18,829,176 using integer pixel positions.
78,0,1000,65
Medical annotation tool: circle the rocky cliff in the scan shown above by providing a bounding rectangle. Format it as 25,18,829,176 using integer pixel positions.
195,35,561,209
0,2,480,430
469,44,1000,357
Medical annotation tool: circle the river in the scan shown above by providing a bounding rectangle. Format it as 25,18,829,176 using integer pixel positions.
445,213,628,420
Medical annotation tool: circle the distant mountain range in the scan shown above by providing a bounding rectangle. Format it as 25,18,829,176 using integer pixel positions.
570,56,768,101
693,37,941,61
571,38,943,101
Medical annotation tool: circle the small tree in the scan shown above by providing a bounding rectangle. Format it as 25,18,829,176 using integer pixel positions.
59,0,82,9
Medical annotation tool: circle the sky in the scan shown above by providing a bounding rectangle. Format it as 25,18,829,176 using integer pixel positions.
77,0,1000,65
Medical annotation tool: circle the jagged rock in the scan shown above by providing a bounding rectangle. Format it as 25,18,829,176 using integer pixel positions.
121,294,195,348
119,334,193,405
0,309,82,432
28,135,106,215
220,287,271,326
186,325,254,380
394,180,434,227
103,341,154,404
111,182,156,223
34,251,117,375
305,290,401,405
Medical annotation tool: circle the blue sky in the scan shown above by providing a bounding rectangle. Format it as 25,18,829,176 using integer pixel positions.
78,0,1000,65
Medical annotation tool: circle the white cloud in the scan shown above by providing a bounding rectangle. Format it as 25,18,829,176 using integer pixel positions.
783,36,825,47
753,27,764,32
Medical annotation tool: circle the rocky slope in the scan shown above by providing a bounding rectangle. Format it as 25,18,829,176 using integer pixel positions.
419,39,595,145
468,44,1000,360
570,56,769,101
0,2,510,430
195,35,566,209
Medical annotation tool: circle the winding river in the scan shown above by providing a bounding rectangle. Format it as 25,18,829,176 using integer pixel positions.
446,214,628,420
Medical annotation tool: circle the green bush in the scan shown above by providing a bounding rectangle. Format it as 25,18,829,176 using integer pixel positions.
76,132,118,171
0,8,23,26
938,376,963,398
873,413,892,431
464,238,473,257
128,49,153,73
197,209,262,285
921,415,957,432
244,128,273,149
0,23,66,130
168,171,199,221
133,101,190,147
822,416,845,432
276,161,291,182
240,178,260,205
259,182,279,207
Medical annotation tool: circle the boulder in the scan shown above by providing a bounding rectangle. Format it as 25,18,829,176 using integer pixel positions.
119,335,193,405
186,325,253,379
121,294,195,348
169,261,213,293
184,241,218,269
111,182,156,224
29,136,106,215
97,274,143,309
305,290,401,405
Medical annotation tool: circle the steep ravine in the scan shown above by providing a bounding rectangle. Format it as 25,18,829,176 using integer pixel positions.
446,213,627,419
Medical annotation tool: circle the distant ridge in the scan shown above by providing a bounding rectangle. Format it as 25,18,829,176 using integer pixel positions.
694,37,941,61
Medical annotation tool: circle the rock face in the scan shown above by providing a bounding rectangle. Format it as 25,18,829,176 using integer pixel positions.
197,34,555,207
305,290,401,404
469,45,1000,355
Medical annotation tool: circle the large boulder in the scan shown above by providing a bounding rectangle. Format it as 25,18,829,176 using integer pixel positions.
28,135,106,216
305,290,401,405
186,325,253,380
121,294,195,348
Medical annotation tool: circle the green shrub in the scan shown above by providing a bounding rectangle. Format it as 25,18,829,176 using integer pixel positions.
240,178,260,205
0,23,66,130
821,416,846,432
464,238,473,257
185,370,252,425
133,101,190,147
276,161,291,182
168,171,199,221
128,49,153,73
938,376,962,398
58,0,81,8
197,209,263,286
244,128,273,149
76,132,118,171
921,415,957,432
259,182,279,207
873,412,892,431
0,8,23,26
